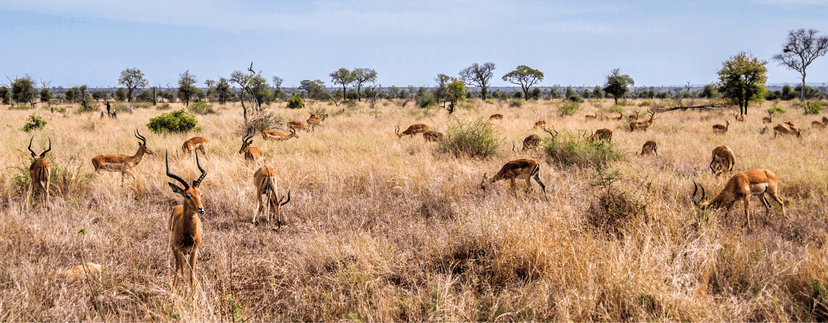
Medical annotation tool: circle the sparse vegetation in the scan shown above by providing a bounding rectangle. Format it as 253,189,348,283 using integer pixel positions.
146,109,199,133
22,114,47,132
286,94,304,109
543,129,622,168
437,117,499,158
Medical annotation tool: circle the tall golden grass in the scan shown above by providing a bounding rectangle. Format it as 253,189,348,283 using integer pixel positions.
1,98,827,321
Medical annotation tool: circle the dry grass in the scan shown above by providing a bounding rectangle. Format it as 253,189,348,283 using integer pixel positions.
1,98,827,321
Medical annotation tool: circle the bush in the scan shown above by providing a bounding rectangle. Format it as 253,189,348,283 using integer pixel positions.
557,100,581,117
638,101,652,107
416,92,436,108
543,130,622,168
74,98,98,114
567,95,583,103
245,111,283,133
156,102,171,110
189,101,216,115
147,109,199,133
286,94,304,109
509,100,522,108
767,106,787,115
437,118,500,159
22,115,47,132
310,107,329,120
134,102,152,109
803,101,822,115
112,102,129,113
586,168,648,239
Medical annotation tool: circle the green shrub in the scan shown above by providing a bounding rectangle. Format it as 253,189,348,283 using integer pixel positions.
245,111,283,133
509,100,522,108
147,109,199,133
638,101,652,107
437,118,500,159
416,92,436,108
156,102,171,110
567,95,584,103
804,101,822,115
767,106,786,115
134,102,152,109
112,102,129,112
8,104,34,110
286,94,304,109
189,101,216,115
543,130,622,168
310,107,329,120
557,100,582,117
22,115,47,132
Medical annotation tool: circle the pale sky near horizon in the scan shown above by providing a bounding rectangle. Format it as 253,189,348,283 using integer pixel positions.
1,0,827,89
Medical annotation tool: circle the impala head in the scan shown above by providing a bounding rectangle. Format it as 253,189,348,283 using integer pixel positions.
28,136,51,159
394,125,402,138
480,173,490,191
240,129,254,154
166,151,208,215
289,126,298,138
691,180,708,208
135,130,154,155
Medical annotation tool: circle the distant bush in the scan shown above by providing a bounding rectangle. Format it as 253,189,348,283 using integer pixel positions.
245,111,283,133
543,130,622,168
509,100,522,108
567,95,583,103
416,92,436,108
22,115,47,132
310,107,329,120
112,102,129,113
189,101,216,115
437,118,500,159
8,104,34,110
134,102,152,109
767,106,786,115
557,100,581,117
147,109,199,133
803,101,822,115
286,94,304,109
638,101,652,107
156,102,171,110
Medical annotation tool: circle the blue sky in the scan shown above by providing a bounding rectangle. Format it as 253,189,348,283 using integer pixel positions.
1,0,827,89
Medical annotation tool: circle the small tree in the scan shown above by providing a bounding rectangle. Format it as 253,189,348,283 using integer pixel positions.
92,90,106,102
700,84,717,98
10,75,37,106
216,77,233,104
459,62,496,100
603,68,635,105
445,78,466,114
271,76,283,90
118,67,148,102
772,28,828,103
178,70,197,107
592,86,603,99
0,86,10,104
299,79,328,100
717,52,768,116
114,88,127,101
40,88,52,103
352,68,377,101
502,65,544,101
330,68,354,100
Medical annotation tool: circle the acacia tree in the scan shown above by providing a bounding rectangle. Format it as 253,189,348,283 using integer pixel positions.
352,68,377,101
330,68,354,100
603,68,635,105
772,28,828,102
177,70,197,107
216,77,233,105
445,78,466,114
9,75,36,106
502,65,543,101
118,68,148,102
717,52,767,116
459,62,495,100
271,76,283,90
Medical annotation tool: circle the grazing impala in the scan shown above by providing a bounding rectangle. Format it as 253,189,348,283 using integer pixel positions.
612,112,624,121
239,130,263,164
423,130,445,142
481,159,548,201
629,110,640,122
691,169,786,229
252,166,291,228
709,145,735,176
307,113,323,128
589,128,613,143
489,114,504,120
585,114,597,120
533,120,546,129
773,123,802,138
182,136,209,155
262,127,298,141
514,134,541,152
92,130,154,182
287,120,310,132
395,124,430,138
762,111,773,124
712,120,730,135
165,150,207,295
732,112,746,122
811,116,828,130
630,111,655,132
640,140,657,156
25,137,51,206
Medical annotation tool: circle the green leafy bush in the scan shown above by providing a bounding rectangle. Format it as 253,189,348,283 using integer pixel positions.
416,92,436,108
147,109,199,133
437,118,500,159
112,102,129,112
156,102,171,110
567,95,584,103
767,106,786,115
804,101,822,115
135,102,152,109
286,94,304,109
310,107,329,120
638,101,652,107
543,130,622,168
189,101,216,115
557,100,581,117
22,115,47,132
509,100,522,108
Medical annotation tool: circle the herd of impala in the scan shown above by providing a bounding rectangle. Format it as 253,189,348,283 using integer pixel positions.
20,106,822,296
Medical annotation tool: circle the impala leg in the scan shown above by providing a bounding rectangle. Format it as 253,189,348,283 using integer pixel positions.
188,251,198,293
253,193,263,224
533,174,548,201
44,177,50,206
743,196,751,229
509,178,517,198
172,250,183,291
25,181,34,207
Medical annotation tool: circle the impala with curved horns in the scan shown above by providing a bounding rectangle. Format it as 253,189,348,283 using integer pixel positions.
640,140,657,156
691,169,786,229
773,123,802,138
287,120,310,132
165,150,207,294
395,124,430,138
252,166,291,228
709,145,735,176
91,130,154,183
239,130,263,164
712,120,730,135
26,137,51,206
629,111,655,132
589,128,613,143
481,159,548,201
423,130,445,142
533,120,546,129
182,136,209,155
262,127,298,141
307,113,323,129
514,134,541,152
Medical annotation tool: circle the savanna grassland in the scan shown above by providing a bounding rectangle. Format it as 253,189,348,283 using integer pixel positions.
1,97,828,321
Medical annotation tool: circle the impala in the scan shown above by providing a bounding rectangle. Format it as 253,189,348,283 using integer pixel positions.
514,134,541,152
773,123,802,138
262,127,298,141
762,111,773,124
423,130,445,142
611,112,624,121
481,159,548,201
709,145,735,176
629,110,640,122
165,151,207,294
640,140,657,156
395,124,430,138
287,120,310,132
92,130,154,182
252,166,291,228
585,114,597,120
712,120,730,135
691,169,786,229
307,113,323,128
26,137,51,206
533,120,546,129
589,128,613,143
182,136,209,155
811,116,828,130
239,130,263,164
629,111,655,132
489,114,504,120
732,112,746,122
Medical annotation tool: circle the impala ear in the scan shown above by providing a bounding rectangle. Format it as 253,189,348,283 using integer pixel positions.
168,182,185,195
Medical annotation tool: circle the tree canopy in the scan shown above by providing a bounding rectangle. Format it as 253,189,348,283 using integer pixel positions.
502,65,543,101
330,68,354,100
717,52,767,116
352,68,377,101
459,62,495,100
177,70,197,107
603,68,635,104
772,28,828,102
118,68,148,102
